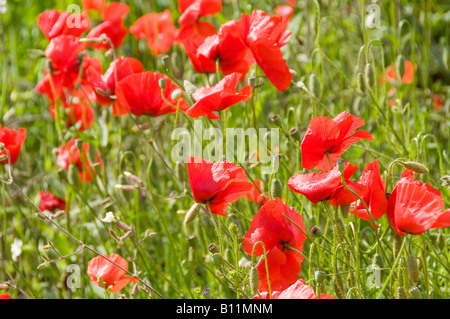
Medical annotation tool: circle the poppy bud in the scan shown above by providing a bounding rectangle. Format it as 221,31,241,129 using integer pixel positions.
333,273,345,299
393,234,403,260
171,89,182,100
308,73,321,99
229,222,239,236
340,204,350,219
184,202,201,225
289,127,301,142
158,78,166,90
310,226,323,237
396,55,406,80
210,253,223,268
407,254,419,284
315,270,326,283
436,233,445,250
270,178,283,199
409,286,422,299
335,218,346,244
397,286,407,299
184,80,197,96
161,55,170,70
202,288,212,299
250,266,259,295
364,63,376,90
400,161,429,174
68,163,80,187
208,243,220,254
225,248,233,263
357,72,366,92
372,253,383,267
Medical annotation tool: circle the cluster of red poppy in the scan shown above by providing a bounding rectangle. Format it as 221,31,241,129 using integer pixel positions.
1,0,448,299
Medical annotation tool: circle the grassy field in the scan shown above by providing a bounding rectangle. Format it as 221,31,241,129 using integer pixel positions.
0,0,449,299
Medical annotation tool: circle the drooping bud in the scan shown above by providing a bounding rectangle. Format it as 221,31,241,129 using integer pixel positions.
400,161,429,174
315,270,326,283
407,254,420,284
340,204,350,219
436,233,445,250
250,267,259,295
270,178,283,199
357,72,366,92
393,234,403,260
335,218,346,244
308,73,321,99
184,203,201,225
409,286,422,299
333,273,345,299
171,89,182,100
395,55,406,80
364,63,376,90
397,286,407,299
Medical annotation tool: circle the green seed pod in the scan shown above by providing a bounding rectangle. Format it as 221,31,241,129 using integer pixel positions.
407,254,419,284
315,270,326,283
250,267,259,295
397,286,407,299
308,73,321,99
393,234,403,260
184,203,202,225
395,55,406,80
400,161,429,174
310,226,323,237
364,63,376,90
289,127,302,142
208,243,220,254
171,89,182,100
158,77,166,90
270,114,282,127
336,158,346,174
357,71,366,92
270,178,283,199
436,233,445,250
409,286,422,299
333,273,345,299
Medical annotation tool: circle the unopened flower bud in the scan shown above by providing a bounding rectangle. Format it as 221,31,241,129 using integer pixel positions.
171,89,182,100
308,73,321,99
400,161,429,174
315,270,326,283
340,204,350,219
229,223,239,236
161,55,170,70
184,203,202,225
407,254,419,284
436,233,445,250
357,72,366,92
158,78,166,90
210,253,223,267
409,286,422,299
364,63,376,90
270,178,283,199
250,267,259,295
116,221,132,232
397,286,407,299
333,273,345,299
124,171,143,185
393,234,403,260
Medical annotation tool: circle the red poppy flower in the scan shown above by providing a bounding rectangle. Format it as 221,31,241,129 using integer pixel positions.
56,139,101,183
86,56,144,106
186,157,253,216
239,9,292,91
38,10,91,40
0,293,10,299
82,0,105,12
185,72,252,119
87,253,138,293
288,161,366,206
243,198,306,292
246,179,269,206
39,192,66,212
178,0,222,26
432,94,444,110
86,3,129,50
45,35,85,71
301,112,373,171
253,279,333,299
349,159,387,222
387,170,450,237
381,60,415,85
130,10,177,56
0,125,26,165
49,101,94,132
115,71,189,117
196,20,255,77
276,5,294,19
